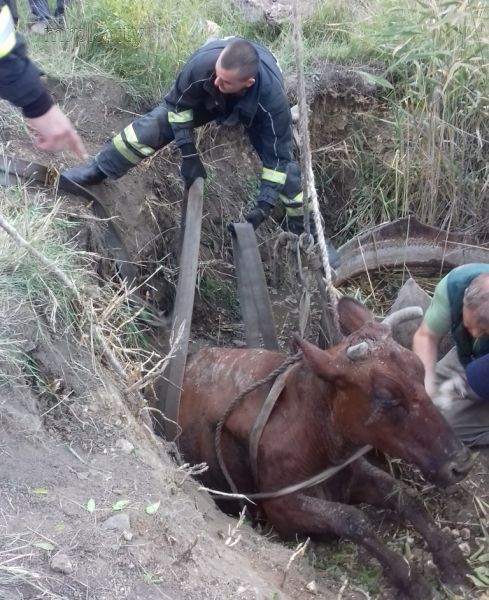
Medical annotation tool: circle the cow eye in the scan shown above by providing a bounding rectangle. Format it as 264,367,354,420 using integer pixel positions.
381,397,402,410
374,389,401,409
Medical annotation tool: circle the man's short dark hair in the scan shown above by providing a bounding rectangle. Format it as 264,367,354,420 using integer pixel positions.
220,39,259,80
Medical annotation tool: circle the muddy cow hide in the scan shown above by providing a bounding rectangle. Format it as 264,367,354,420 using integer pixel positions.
179,297,474,599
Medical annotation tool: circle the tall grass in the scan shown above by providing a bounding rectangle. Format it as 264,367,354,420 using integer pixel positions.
57,0,277,101
24,0,371,100
335,0,489,238
0,184,151,377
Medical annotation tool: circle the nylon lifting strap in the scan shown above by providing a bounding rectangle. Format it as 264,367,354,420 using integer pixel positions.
230,222,279,351
154,178,204,442
249,362,296,484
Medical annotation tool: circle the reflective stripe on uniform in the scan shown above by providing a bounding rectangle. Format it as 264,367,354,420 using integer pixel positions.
123,124,155,157
0,5,16,59
279,191,303,205
279,191,304,216
283,205,304,217
113,133,141,164
262,167,286,185
168,109,193,124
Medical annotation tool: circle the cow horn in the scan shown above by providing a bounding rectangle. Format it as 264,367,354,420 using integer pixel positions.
382,306,424,329
346,341,369,361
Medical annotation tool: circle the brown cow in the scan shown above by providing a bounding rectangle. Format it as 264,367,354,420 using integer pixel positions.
179,297,474,599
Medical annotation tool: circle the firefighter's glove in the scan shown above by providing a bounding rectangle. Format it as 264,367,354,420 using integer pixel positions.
244,201,272,231
180,143,206,188
286,215,305,236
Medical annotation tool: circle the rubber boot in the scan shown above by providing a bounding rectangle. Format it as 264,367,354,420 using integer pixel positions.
63,160,107,186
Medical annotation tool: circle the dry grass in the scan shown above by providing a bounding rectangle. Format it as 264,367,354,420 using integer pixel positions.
0,181,167,416
0,531,66,599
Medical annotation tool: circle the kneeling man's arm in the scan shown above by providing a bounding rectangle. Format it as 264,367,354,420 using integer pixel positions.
413,321,442,398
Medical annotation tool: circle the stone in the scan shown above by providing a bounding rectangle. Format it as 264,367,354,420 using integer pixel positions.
205,20,221,36
50,552,74,574
388,277,454,355
458,542,471,556
115,438,134,454
101,512,130,531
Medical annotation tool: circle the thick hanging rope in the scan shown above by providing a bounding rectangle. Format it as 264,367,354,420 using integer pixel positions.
292,0,340,338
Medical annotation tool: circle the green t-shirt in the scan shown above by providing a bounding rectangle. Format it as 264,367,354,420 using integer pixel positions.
424,274,452,336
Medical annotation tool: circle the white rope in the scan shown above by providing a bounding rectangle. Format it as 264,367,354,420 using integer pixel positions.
292,0,340,335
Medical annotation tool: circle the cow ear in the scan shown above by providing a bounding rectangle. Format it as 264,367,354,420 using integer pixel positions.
293,335,339,379
338,297,374,335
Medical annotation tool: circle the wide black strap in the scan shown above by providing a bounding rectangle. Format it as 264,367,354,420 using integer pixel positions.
231,222,279,351
153,179,204,442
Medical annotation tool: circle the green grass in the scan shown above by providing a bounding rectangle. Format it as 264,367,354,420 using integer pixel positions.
367,0,489,232
197,271,238,315
312,541,382,596
24,0,277,102
16,0,489,243
20,0,375,99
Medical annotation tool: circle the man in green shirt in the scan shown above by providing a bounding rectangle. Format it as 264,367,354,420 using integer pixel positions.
413,263,489,445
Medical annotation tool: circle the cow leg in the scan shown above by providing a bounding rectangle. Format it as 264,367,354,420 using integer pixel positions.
348,458,468,586
262,495,431,599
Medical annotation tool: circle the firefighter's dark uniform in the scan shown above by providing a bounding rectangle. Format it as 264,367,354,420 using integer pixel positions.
0,0,53,116
91,38,304,224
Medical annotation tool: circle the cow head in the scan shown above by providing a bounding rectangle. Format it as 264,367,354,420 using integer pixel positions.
294,297,473,487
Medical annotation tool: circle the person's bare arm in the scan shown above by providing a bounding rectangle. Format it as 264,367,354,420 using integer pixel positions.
412,320,442,398
26,105,87,159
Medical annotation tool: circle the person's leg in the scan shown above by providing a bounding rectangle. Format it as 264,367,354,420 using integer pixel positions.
54,0,69,20
27,0,51,33
28,0,51,22
278,161,305,234
6,0,18,25
278,161,340,268
434,348,489,446
64,104,175,185
466,354,489,401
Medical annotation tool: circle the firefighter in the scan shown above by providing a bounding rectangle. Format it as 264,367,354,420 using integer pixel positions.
0,0,86,157
63,37,337,259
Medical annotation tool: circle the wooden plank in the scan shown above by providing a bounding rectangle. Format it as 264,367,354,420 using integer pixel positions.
155,179,204,441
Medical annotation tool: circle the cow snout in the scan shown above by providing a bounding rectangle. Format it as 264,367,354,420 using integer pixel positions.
436,447,475,486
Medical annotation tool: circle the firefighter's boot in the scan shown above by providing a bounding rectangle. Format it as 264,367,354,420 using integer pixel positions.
63,160,107,186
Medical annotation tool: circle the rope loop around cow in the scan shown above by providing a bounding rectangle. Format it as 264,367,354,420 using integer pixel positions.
215,351,303,497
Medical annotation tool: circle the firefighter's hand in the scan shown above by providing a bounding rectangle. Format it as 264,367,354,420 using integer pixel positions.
180,155,206,188
26,105,88,159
